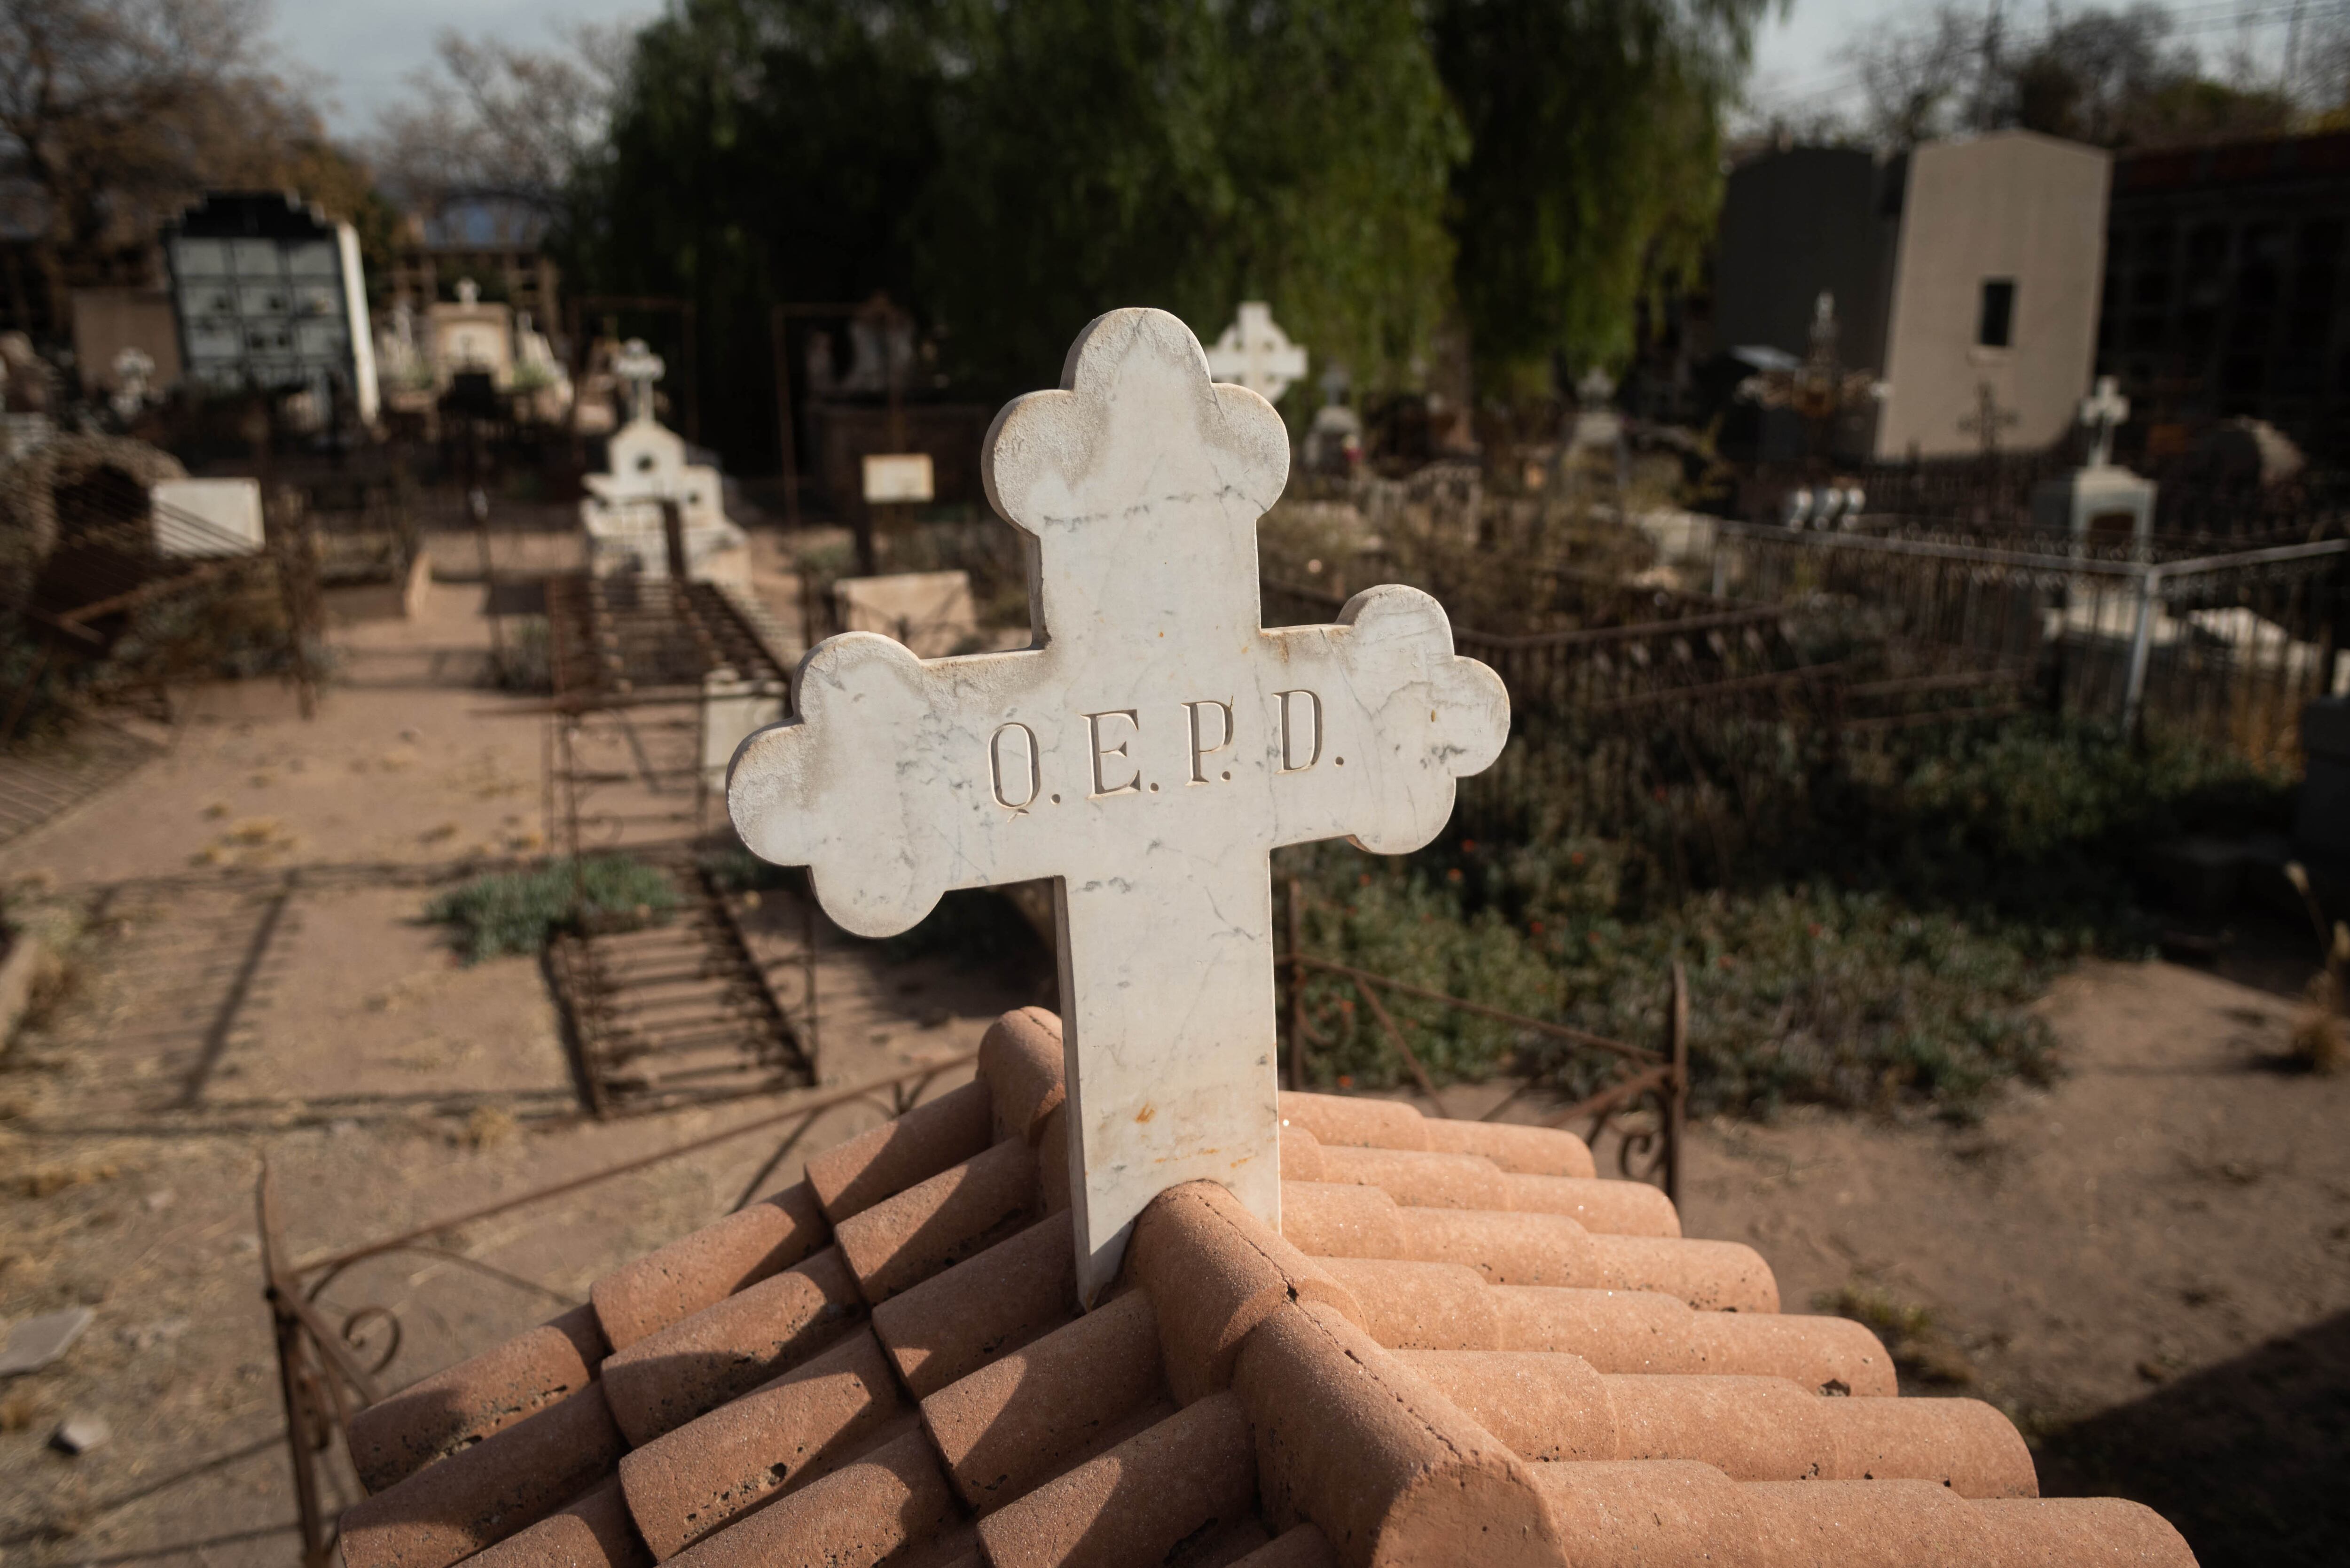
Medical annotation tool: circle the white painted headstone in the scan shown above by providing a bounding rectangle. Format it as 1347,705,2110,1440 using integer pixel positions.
1205,302,1308,404
727,308,1509,1298
2080,375,2129,470
612,338,666,426
580,344,745,582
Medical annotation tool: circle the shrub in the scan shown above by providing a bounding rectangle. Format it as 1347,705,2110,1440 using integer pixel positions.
427,856,680,962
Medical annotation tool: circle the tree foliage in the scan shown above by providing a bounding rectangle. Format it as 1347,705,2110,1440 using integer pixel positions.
0,0,345,295
559,0,1764,458
1841,2,2293,151
371,25,631,219
1432,0,1768,393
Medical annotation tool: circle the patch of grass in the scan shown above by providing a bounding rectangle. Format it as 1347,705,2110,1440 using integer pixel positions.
1281,842,2057,1119
425,856,680,963
1285,868,1557,1090
1815,1282,1976,1388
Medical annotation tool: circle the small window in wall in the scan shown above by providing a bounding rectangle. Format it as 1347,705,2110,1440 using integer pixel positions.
1977,279,2016,348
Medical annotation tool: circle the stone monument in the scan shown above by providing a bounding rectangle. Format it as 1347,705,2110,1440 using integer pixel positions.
2031,375,2157,550
1300,365,1362,476
727,309,1510,1299
579,339,749,583
1205,302,1308,405
427,278,515,393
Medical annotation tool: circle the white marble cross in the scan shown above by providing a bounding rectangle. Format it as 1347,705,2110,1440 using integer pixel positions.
1205,302,1308,404
2080,375,2129,469
613,338,666,425
728,309,1508,1299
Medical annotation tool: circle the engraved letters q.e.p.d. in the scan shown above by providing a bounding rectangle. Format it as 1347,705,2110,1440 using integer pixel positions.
995,695,1324,810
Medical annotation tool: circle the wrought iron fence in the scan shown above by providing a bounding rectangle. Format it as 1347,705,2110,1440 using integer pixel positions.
1703,522,2349,760
1276,878,1687,1200
257,1054,972,1567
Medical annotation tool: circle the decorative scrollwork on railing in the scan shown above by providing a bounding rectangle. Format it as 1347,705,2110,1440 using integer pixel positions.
339,1304,402,1378
1608,1083,1673,1188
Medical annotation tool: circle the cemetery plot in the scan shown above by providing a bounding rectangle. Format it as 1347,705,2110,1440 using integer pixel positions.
545,856,815,1115
0,721,161,847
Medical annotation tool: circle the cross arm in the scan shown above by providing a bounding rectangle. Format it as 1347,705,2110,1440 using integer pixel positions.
1257,584,1510,855
726,632,1054,938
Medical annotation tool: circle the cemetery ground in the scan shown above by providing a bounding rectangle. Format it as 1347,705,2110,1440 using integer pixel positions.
0,541,2338,1565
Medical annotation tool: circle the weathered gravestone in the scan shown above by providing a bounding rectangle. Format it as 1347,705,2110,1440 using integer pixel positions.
580,338,749,582
728,308,1509,1298
2031,374,2156,547
1205,301,1308,405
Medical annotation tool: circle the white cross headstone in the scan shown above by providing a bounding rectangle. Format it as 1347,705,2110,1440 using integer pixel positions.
728,309,1509,1299
110,347,154,421
2080,375,2129,470
1205,301,1308,404
613,338,666,426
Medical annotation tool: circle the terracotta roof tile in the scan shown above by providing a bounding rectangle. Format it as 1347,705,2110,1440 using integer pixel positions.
1229,1524,1339,1568
658,1426,963,1568
588,1183,829,1352
870,1214,1076,1399
599,1244,865,1446
341,1381,626,1568
974,1391,1257,1568
1418,1117,1596,1179
1234,1298,1562,1566
614,1326,905,1558
338,1007,2196,1568
835,1137,1041,1304
460,1480,650,1568
920,1289,1166,1513
978,1008,1067,1145
346,1303,608,1495
1127,1180,1361,1404
807,1080,995,1225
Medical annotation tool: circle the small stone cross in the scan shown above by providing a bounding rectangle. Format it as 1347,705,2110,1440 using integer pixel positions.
728,309,1508,1299
1205,302,1308,404
2079,375,2128,469
109,347,153,422
613,338,666,426
1960,380,2019,456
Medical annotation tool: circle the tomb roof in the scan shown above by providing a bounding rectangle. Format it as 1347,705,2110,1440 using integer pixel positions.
335,1006,2197,1568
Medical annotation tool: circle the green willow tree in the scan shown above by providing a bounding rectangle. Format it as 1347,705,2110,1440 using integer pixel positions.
1431,0,1770,396
561,0,1762,463
916,0,1460,398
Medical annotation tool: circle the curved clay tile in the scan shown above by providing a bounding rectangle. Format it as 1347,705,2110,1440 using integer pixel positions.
334,1006,2197,1568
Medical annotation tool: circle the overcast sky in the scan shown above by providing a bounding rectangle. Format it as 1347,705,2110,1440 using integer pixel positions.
274,0,2282,143
273,0,658,137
